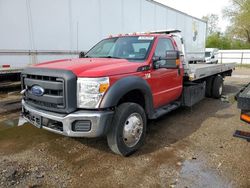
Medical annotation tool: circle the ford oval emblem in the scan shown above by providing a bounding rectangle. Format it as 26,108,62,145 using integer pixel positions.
31,85,45,96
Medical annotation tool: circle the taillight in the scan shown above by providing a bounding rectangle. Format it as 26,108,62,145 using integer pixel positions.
241,112,250,124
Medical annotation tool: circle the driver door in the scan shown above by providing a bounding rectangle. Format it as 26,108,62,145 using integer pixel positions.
150,37,183,108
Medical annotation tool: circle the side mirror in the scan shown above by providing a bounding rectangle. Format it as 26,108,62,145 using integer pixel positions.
153,51,180,69
211,55,215,59
79,51,86,58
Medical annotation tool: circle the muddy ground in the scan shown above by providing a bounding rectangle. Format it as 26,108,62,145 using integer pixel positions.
0,68,249,188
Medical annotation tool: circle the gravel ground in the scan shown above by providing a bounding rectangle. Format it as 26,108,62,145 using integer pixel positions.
0,67,249,188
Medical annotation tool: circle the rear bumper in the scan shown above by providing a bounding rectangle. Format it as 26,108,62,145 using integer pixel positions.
21,100,114,137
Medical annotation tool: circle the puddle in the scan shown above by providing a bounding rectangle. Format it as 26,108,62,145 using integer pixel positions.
1,118,19,127
177,160,232,188
0,107,61,155
0,113,20,131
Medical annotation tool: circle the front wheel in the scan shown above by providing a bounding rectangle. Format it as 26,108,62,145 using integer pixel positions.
107,103,147,156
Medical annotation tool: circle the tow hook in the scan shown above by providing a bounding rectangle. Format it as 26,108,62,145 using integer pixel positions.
20,89,26,95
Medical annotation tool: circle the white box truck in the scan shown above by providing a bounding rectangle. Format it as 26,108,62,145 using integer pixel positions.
0,0,207,79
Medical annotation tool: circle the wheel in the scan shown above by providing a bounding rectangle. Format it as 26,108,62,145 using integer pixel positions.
205,76,214,97
212,75,223,98
107,103,147,156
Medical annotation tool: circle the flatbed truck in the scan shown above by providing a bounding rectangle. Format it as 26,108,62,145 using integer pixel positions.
20,31,235,156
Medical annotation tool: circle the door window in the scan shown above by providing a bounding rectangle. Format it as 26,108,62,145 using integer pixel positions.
155,38,174,57
154,38,174,66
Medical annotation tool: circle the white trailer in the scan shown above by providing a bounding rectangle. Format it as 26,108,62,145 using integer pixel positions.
0,0,207,75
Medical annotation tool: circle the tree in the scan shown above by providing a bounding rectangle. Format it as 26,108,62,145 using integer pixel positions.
206,32,250,49
206,33,221,47
206,33,231,49
223,0,250,43
202,14,220,35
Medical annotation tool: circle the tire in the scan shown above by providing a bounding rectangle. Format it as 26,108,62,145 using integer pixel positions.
107,103,147,156
212,75,224,98
205,76,214,97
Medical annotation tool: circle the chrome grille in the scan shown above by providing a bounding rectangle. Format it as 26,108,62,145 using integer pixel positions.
24,74,65,109
22,68,77,113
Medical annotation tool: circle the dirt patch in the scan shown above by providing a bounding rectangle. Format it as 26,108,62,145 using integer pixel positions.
0,148,72,188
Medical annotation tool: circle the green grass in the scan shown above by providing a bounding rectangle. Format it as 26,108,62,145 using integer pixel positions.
236,64,250,68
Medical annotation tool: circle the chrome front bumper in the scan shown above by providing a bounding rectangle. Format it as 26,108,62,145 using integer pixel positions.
21,100,114,137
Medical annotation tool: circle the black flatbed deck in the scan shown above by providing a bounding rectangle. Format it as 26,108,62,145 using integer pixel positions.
237,83,250,110
235,83,250,141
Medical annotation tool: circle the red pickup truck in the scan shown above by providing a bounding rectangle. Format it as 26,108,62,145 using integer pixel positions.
21,32,235,156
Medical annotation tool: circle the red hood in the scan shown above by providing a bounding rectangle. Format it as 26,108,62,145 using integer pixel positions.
34,58,143,77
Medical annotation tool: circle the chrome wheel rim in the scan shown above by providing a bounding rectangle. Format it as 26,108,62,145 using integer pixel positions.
219,85,223,95
123,113,143,148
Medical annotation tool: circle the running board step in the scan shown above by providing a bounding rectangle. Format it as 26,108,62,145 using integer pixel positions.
151,102,181,119
233,130,250,142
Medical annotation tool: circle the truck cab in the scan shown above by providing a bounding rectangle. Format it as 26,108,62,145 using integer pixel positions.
21,31,234,156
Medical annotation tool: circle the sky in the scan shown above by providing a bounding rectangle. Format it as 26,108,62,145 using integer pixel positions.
155,0,230,32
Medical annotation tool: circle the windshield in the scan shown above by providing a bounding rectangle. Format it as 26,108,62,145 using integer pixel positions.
205,52,211,57
85,36,154,61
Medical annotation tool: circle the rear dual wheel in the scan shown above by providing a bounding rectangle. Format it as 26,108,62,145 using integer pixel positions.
205,75,224,98
212,75,223,98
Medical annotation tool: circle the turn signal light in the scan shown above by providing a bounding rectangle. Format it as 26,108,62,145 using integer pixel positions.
241,113,250,123
176,59,181,66
99,83,109,93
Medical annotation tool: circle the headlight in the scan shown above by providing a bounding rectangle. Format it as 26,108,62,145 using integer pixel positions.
77,77,109,108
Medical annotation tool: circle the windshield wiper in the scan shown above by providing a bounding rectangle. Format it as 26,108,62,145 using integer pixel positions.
83,55,124,59
97,56,123,59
